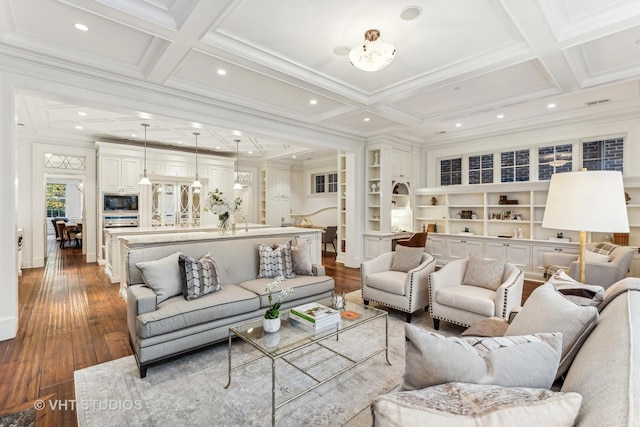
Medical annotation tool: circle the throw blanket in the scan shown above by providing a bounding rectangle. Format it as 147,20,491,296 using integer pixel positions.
590,242,619,255
598,277,640,312
543,265,566,280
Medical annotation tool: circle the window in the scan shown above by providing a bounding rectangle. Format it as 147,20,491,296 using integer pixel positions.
469,154,493,184
312,172,338,194
538,144,572,180
440,158,462,186
501,149,530,183
582,137,623,172
46,183,67,217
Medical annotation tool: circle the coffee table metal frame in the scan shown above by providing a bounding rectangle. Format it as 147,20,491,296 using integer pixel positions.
224,299,389,426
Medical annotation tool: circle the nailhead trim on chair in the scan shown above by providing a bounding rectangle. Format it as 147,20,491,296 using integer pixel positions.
501,269,523,319
362,257,435,315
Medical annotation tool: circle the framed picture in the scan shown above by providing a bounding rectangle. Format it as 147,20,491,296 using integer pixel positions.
427,224,436,232
502,210,512,220
491,213,501,220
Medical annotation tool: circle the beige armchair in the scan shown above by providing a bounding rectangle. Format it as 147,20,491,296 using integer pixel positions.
361,251,436,322
542,242,634,289
428,258,524,330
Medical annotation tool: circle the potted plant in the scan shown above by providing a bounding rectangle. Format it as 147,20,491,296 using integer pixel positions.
263,276,294,333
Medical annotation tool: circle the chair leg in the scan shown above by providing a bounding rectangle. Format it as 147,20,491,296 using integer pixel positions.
424,305,429,312
433,319,440,330
363,299,369,306
406,313,412,323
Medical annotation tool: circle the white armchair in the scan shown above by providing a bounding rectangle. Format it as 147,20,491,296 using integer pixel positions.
428,258,524,330
542,242,634,289
361,251,436,322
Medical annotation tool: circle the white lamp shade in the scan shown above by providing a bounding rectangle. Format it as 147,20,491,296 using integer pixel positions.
233,182,243,190
192,179,202,188
138,175,151,185
542,171,629,233
349,30,395,72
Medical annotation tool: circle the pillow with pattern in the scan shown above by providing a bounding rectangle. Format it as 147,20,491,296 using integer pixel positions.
257,241,295,279
390,245,425,272
463,256,506,291
178,253,222,300
292,239,313,276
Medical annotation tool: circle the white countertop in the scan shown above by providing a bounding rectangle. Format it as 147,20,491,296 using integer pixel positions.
121,226,322,246
104,223,269,237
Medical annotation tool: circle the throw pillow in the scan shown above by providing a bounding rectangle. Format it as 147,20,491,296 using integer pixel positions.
178,253,222,300
390,245,425,272
257,241,295,279
291,239,313,276
548,270,604,307
584,250,610,263
505,282,598,379
462,256,506,291
136,252,182,303
461,317,510,337
372,382,583,427
400,324,562,392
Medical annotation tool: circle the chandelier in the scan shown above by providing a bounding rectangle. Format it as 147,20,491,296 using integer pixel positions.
349,29,395,72
138,123,151,185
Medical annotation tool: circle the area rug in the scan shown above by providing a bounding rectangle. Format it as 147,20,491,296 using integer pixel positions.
0,407,35,427
74,292,462,426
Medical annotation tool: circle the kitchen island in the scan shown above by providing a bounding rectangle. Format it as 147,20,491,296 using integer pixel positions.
103,223,270,283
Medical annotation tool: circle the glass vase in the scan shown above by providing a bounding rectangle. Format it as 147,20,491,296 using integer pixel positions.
218,214,230,234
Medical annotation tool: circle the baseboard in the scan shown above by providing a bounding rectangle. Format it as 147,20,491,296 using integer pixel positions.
0,316,18,341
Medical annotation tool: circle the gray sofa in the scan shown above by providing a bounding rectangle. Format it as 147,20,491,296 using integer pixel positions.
125,235,334,377
371,278,640,426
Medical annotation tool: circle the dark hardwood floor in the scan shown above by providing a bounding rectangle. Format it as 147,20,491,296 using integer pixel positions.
0,243,540,426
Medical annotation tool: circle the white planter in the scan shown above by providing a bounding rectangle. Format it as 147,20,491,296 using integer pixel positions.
263,317,281,333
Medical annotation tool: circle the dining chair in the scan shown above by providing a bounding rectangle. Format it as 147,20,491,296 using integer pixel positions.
322,226,338,257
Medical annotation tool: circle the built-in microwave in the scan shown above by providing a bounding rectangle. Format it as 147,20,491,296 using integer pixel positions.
103,193,139,212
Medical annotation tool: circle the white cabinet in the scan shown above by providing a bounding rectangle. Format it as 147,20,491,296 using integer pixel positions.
446,237,484,261
426,234,446,261
531,243,579,280
266,198,291,227
101,155,141,194
485,240,531,271
364,235,392,260
165,161,188,177
290,170,303,214
261,167,292,226
269,168,291,199
392,149,411,179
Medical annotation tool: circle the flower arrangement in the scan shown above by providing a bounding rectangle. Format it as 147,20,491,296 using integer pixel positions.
264,276,294,319
204,188,242,230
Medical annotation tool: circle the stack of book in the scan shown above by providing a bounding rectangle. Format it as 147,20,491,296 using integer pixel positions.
289,302,340,330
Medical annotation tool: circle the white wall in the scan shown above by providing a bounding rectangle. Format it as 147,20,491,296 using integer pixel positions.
298,158,339,227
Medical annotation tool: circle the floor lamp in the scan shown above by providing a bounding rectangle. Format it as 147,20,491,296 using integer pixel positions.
542,170,629,283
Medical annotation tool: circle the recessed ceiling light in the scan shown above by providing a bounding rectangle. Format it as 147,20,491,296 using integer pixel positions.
217,69,227,75
333,46,351,56
309,99,317,105
547,103,556,109
497,114,505,119
292,155,297,159
176,141,182,144
75,125,83,130
78,111,87,116
455,123,462,127
131,133,137,137
400,6,422,21
74,23,89,31
364,117,371,122
215,146,221,150
248,151,253,154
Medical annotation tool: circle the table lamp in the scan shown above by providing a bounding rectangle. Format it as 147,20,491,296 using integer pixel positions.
542,170,629,283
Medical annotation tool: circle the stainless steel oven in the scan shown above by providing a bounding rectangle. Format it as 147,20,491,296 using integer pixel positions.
104,215,139,228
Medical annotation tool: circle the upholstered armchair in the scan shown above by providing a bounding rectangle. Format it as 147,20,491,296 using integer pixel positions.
542,242,634,289
361,247,436,322
428,258,524,330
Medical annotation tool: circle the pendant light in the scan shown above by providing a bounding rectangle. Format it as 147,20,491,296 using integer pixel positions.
138,123,151,185
233,139,243,190
192,132,202,192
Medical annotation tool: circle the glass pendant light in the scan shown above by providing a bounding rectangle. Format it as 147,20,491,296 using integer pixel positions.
192,132,202,192
138,123,151,185
233,139,242,190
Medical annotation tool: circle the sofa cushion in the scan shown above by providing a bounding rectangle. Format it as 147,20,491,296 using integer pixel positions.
400,324,562,391
390,245,424,273
584,250,610,263
257,241,295,279
505,282,598,379
436,285,495,317
463,257,506,291
365,271,407,296
136,252,182,304
136,285,260,338
178,253,222,300
239,275,335,308
291,239,313,276
372,382,582,427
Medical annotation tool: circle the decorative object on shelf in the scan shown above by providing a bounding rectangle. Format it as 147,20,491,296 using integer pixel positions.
263,276,294,333
373,152,379,165
464,227,470,233
513,213,522,221
557,232,564,239
471,213,478,219
626,192,631,204
518,227,524,239
501,210,512,220
349,29,395,72
499,195,519,205
428,224,437,233
204,188,242,234
138,123,151,185
371,183,376,193
543,170,629,283
456,213,462,219
461,210,473,219
613,233,629,246
430,196,438,205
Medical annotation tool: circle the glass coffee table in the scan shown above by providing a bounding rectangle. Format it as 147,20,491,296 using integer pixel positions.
224,298,389,426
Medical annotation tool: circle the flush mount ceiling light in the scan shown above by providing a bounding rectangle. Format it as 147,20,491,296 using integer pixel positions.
138,123,151,185
192,132,202,192
349,29,395,72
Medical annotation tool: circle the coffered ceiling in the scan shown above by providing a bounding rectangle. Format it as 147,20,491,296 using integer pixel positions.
3,0,640,160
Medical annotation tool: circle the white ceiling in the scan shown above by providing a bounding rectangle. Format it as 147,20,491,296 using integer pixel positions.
3,0,640,160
